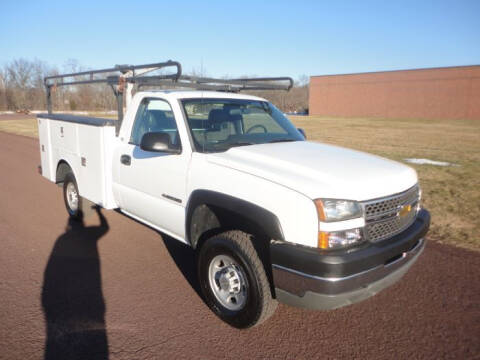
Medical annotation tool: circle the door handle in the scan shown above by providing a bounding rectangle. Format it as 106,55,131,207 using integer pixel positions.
120,154,131,166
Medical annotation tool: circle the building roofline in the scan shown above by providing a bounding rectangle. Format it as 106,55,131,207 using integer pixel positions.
310,64,480,79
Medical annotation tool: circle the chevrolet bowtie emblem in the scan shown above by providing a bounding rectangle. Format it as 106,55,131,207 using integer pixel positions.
398,204,412,218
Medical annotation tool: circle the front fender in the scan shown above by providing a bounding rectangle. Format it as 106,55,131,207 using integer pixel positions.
186,190,285,247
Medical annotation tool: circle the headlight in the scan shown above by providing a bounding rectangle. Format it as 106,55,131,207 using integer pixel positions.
314,199,363,222
315,199,364,249
318,228,363,250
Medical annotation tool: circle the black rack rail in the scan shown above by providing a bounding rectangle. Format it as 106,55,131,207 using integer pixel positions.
44,60,182,123
135,75,294,92
43,60,293,132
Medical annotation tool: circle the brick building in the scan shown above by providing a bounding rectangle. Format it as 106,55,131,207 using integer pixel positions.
309,65,480,120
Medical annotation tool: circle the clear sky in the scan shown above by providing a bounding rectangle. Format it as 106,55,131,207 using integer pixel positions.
1,0,479,79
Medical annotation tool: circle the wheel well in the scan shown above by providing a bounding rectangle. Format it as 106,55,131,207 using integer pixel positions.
189,203,277,298
56,160,72,184
190,204,268,249
186,190,284,250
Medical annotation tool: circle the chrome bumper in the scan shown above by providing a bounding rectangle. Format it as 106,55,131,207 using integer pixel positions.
273,238,425,310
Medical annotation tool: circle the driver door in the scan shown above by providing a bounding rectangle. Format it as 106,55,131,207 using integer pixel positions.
113,97,189,241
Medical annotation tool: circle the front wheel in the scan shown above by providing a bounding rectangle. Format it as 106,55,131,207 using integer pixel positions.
197,230,277,328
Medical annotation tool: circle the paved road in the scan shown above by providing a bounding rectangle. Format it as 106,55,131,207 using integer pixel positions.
0,131,479,360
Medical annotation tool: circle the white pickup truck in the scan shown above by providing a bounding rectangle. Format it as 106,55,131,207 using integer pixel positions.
37,62,430,328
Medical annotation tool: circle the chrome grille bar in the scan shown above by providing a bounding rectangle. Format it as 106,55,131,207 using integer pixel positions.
362,185,420,242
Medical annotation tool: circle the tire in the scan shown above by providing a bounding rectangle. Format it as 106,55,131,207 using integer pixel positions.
197,230,277,328
63,172,83,220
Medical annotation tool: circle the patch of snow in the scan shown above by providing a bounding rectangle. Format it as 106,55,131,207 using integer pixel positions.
404,158,458,167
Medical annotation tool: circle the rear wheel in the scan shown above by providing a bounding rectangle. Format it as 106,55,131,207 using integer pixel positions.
63,173,82,220
198,230,277,328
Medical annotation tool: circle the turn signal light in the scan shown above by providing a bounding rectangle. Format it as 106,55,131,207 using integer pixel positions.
318,228,363,250
318,232,329,249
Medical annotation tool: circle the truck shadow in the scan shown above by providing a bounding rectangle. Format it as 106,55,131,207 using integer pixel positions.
113,210,204,301
122,214,275,305
160,234,202,297
41,207,109,360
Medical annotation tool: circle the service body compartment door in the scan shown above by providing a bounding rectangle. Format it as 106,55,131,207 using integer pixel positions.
37,117,54,181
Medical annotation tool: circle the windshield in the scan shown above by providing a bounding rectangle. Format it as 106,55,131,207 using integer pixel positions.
181,98,304,153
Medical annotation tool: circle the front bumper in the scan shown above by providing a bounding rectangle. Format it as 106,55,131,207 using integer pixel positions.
270,209,430,310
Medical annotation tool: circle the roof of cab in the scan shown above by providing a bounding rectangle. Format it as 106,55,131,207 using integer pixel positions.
139,90,267,102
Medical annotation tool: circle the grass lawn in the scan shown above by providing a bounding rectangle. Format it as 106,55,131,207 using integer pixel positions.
0,119,39,138
1,114,479,251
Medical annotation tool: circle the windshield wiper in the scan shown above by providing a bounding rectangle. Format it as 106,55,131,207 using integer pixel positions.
230,141,256,146
267,138,296,143
215,141,256,150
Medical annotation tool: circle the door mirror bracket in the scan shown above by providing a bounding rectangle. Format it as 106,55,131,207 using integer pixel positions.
297,128,307,139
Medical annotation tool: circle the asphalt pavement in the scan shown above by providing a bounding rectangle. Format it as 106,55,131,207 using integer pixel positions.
0,131,479,359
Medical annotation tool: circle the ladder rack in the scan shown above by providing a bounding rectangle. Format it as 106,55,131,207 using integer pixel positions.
43,60,294,132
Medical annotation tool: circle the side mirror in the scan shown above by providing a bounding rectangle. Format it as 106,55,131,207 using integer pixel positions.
140,132,181,154
297,128,306,139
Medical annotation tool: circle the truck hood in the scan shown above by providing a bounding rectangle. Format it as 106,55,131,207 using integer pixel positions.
207,141,417,201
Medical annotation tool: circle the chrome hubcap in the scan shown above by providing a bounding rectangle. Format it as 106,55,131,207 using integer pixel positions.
66,182,79,212
208,255,248,311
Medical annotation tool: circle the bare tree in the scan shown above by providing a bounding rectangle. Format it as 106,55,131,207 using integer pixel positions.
0,59,310,113
1,58,57,111
0,71,7,110
229,72,309,113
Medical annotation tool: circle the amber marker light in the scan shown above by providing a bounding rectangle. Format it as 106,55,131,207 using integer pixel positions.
316,200,331,249
315,200,327,221
318,232,329,249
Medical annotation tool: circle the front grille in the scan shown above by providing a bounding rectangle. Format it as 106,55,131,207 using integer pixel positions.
362,185,420,243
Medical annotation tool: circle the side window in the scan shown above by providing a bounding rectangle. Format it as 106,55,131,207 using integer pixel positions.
130,98,180,149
